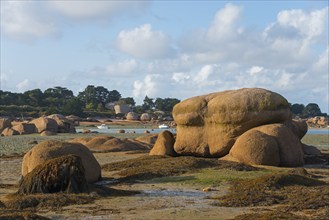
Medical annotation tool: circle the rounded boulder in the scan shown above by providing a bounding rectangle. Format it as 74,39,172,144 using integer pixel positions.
22,140,101,183
149,130,176,156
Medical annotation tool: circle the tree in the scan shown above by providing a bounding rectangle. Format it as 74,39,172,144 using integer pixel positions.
291,103,304,115
302,103,322,117
142,96,154,111
117,97,135,106
108,90,121,102
155,98,180,112
24,89,44,106
62,98,84,117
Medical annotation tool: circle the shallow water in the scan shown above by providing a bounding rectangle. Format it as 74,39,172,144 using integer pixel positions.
307,129,329,135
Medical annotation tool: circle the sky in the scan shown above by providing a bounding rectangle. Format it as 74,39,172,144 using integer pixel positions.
1,0,328,113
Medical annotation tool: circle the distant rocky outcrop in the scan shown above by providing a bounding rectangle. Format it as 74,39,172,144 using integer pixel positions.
172,88,307,167
12,123,36,135
126,112,139,121
18,155,89,194
48,114,76,133
306,116,328,128
29,117,58,133
22,140,101,183
140,113,151,121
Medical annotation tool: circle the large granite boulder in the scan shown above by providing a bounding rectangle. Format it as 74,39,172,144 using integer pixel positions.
173,88,291,157
29,117,58,133
149,131,176,156
18,155,89,194
22,140,101,183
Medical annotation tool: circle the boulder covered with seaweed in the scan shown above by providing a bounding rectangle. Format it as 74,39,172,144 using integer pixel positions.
18,155,89,194
22,140,101,183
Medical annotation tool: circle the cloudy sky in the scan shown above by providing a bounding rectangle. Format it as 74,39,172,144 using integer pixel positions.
1,1,328,112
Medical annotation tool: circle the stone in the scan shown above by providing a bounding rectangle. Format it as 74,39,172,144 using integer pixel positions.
1,127,19,136
29,117,58,133
0,118,12,133
47,114,75,133
126,112,139,120
12,123,37,134
22,140,101,183
173,88,291,157
140,113,151,121
18,155,89,194
226,124,304,167
149,131,176,156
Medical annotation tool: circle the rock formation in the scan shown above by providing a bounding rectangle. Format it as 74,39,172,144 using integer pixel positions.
126,112,139,120
18,155,89,194
172,88,307,167
149,131,176,156
0,118,11,133
22,140,101,183
29,117,58,133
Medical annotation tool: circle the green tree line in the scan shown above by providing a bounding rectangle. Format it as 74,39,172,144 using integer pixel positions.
0,85,180,118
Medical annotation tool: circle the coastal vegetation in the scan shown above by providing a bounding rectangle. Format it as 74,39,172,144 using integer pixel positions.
0,85,180,118
0,85,325,119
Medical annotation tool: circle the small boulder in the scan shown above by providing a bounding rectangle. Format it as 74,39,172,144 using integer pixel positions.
18,155,89,194
22,140,101,183
117,129,125,133
140,113,151,121
1,127,19,136
149,130,176,156
126,112,139,121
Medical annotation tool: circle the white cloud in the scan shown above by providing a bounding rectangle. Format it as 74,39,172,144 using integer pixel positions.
132,74,163,102
193,65,214,83
16,79,30,92
248,66,264,76
172,72,190,83
116,24,173,59
207,3,243,42
1,1,59,41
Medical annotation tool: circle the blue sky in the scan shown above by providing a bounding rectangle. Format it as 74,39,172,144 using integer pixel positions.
1,1,328,113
